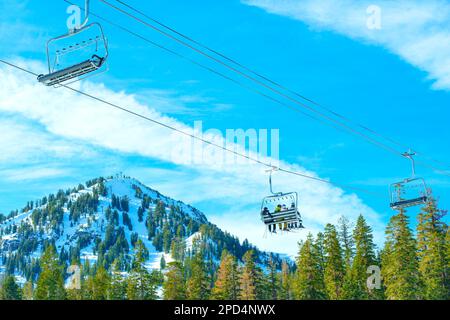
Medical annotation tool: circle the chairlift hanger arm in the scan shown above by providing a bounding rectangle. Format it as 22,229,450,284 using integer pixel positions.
267,166,281,195
402,150,417,177
82,0,90,28
74,0,90,30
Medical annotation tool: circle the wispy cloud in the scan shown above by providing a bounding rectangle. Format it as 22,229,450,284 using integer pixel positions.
242,0,450,90
0,22,47,52
0,0,30,19
296,142,345,172
0,167,69,182
0,1,47,53
0,116,97,164
135,89,234,116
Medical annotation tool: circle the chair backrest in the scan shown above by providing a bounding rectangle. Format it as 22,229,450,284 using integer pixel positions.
260,192,298,214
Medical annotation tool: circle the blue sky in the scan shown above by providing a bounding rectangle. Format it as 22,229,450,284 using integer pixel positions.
0,0,449,255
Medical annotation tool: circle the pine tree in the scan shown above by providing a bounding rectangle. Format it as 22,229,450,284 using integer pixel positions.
187,251,211,300
171,237,186,262
211,250,240,300
137,206,144,223
91,265,110,300
417,197,448,299
267,255,278,300
324,224,345,300
162,224,172,254
127,240,158,300
345,215,378,299
294,234,326,300
315,232,326,276
163,262,186,300
109,261,126,300
0,275,22,300
338,216,355,299
446,227,450,296
239,250,259,300
152,232,163,251
338,216,354,268
22,281,34,300
382,210,422,300
160,255,166,270
83,273,95,300
35,245,66,300
278,260,291,300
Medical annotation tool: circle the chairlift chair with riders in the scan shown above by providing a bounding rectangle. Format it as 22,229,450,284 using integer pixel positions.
37,0,109,86
390,151,429,211
260,168,304,233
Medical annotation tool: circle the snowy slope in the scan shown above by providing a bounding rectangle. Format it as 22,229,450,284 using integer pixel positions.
0,175,284,279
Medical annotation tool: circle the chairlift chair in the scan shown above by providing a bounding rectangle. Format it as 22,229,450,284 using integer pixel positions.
37,0,109,86
390,177,428,210
260,168,304,233
389,151,429,211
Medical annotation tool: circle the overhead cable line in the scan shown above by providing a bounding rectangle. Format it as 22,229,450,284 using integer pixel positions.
99,0,406,157
64,0,450,178
114,0,409,149
0,58,387,197
61,0,366,136
105,0,450,173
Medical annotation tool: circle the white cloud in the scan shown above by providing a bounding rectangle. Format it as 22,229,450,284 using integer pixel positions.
0,167,69,182
242,0,450,90
0,59,385,255
0,22,47,53
0,1,47,54
0,117,97,164
135,89,233,115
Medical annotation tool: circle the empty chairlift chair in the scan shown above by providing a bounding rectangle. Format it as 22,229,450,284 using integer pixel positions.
37,0,109,86
389,151,429,211
260,168,304,233
390,177,428,210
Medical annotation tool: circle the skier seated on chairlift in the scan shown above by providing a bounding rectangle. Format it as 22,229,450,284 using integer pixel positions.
262,207,272,219
271,205,287,231
262,207,276,233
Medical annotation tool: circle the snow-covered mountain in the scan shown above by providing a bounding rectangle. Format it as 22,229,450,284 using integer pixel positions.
0,175,283,281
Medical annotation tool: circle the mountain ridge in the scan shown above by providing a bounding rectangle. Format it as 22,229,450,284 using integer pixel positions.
0,174,284,282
